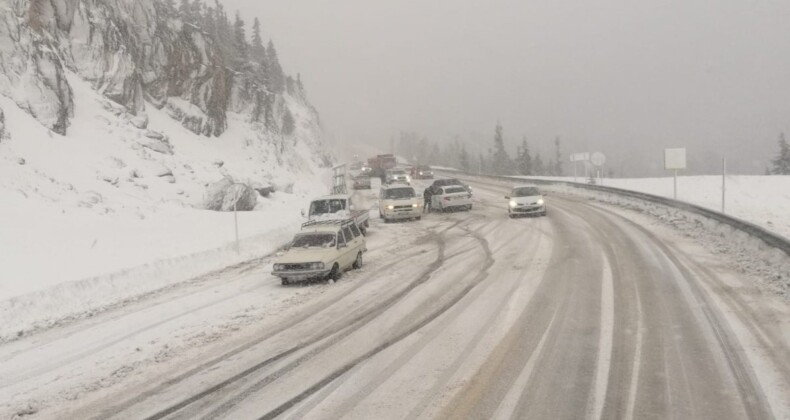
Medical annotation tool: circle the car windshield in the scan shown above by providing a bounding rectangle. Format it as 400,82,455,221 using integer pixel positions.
310,199,347,215
444,187,467,194
291,233,336,248
513,187,540,197
385,188,415,199
355,175,369,181
391,170,406,175
435,179,461,187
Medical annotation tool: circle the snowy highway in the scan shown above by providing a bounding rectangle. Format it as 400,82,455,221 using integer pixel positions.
1,177,789,420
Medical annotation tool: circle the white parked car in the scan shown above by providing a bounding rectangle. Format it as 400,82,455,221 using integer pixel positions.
506,185,547,217
303,194,370,234
432,185,472,212
379,184,423,222
385,168,410,185
272,219,367,285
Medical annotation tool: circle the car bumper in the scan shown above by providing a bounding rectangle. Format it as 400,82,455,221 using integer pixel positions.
383,208,421,218
510,205,545,214
272,268,331,280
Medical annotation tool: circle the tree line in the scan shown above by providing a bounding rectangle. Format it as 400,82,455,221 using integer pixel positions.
396,123,564,177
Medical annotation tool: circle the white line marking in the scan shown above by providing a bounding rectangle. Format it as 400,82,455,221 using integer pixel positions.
625,277,644,420
589,251,615,419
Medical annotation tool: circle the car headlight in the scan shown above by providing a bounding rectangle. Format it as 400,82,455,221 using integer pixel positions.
509,200,517,207
412,203,419,208
537,198,545,205
274,264,284,270
310,262,325,270
387,205,394,210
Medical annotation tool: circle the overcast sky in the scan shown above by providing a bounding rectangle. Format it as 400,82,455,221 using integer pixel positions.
222,0,790,175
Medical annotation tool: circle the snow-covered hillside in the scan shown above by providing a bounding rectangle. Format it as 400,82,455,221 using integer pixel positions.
0,0,333,340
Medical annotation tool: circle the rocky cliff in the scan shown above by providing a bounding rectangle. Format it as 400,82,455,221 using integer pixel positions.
0,0,322,145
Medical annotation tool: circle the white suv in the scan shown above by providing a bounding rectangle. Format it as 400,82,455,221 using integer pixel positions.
272,219,366,285
506,185,546,217
385,168,410,185
379,185,423,222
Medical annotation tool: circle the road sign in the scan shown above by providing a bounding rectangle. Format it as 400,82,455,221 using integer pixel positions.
664,148,686,170
590,152,606,166
570,152,589,162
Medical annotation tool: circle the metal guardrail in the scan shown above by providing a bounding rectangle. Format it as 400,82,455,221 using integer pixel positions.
438,168,790,257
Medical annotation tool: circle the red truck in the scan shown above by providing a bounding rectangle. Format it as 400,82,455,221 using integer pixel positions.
368,154,397,180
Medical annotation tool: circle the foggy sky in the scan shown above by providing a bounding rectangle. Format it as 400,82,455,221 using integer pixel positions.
222,0,790,175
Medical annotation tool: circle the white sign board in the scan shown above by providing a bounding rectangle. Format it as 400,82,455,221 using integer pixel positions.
590,152,606,166
570,152,589,162
664,148,687,170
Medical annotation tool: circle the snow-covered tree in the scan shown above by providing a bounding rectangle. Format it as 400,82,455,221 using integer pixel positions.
771,132,790,174
281,108,295,135
533,152,545,175
492,122,513,175
459,143,470,171
232,12,248,67
267,40,286,93
516,137,532,175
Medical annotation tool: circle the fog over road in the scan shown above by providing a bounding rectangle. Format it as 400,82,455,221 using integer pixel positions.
1,177,788,420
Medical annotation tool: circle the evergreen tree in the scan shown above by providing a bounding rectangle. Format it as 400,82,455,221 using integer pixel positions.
533,152,545,175
267,40,286,93
281,108,295,135
771,132,790,174
516,137,532,175
492,122,513,175
459,143,470,171
429,143,441,164
232,12,248,67
552,137,563,176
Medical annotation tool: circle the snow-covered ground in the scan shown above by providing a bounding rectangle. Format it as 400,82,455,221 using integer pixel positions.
508,175,790,240
0,72,330,341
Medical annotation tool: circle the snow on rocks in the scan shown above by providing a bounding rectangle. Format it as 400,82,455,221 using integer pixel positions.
204,177,258,211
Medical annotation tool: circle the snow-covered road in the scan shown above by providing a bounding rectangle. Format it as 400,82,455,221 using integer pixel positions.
1,177,788,420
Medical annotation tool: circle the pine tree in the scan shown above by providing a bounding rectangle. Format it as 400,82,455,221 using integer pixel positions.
533,152,545,175
516,137,532,175
232,12,248,67
771,132,790,174
281,108,295,135
267,40,286,93
492,122,513,175
459,143,470,171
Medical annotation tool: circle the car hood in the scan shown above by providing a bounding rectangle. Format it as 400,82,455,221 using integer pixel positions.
512,195,544,205
275,248,333,264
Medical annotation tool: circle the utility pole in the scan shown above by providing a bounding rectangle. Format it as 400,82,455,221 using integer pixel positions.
721,156,726,213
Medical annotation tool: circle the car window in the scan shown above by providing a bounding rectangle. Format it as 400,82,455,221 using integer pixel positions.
385,188,415,199
343,226,354,243
337,230,346,247
444,187,467,194
513,187,540,197
350,223,361,238
292,233,336,248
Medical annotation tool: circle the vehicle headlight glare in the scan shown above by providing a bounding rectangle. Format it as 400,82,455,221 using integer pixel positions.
537,199,544,205
310,262,324,269
509,200,517,207
412,203,419,208
387,205,394,210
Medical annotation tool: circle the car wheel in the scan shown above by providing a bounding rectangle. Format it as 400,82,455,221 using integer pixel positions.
281,279,290,286
328,263,341,282
353,252,363,269
416,216,421,221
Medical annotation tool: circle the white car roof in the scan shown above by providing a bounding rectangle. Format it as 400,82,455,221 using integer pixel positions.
299,225,340,233
312,194,351,200
512,184,540,189
381,184,414,190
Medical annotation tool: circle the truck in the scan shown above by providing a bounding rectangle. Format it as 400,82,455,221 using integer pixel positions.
302,193,370,234
367,154,397,181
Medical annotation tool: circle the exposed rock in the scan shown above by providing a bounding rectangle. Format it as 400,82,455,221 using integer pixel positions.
17,158,26,165
203,177,257,211
0,107,7,140
162,175,176,184
141,138,173,154
154,164,172,177
213,159,224,168
144,130,164,140
130,115,149,129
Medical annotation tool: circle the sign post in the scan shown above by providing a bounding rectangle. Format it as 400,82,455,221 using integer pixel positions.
570,152,590,183
664,148,687,200
590,152,606,185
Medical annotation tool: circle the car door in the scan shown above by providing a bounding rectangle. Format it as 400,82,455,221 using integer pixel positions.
340,226,356,268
